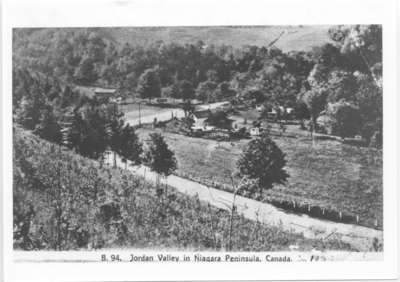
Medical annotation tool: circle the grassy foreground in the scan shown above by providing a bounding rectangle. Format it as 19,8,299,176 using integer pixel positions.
13,126,354,251
136,128,383,229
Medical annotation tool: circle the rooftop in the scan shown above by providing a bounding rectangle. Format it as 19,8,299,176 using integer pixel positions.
75,86,116,99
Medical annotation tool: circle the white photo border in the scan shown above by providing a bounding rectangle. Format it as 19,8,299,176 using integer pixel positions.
2,0,399,281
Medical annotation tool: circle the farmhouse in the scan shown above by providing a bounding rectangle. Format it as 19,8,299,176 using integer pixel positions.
189,108,235,132
76,86,117,102
190,110,215,132
266,106,295,120
250,127,261,136
93,87,116,101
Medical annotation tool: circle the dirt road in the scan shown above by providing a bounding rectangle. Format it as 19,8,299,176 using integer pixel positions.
106,154,382,251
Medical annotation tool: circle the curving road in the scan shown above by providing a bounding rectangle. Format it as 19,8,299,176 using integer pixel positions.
106,153,383,252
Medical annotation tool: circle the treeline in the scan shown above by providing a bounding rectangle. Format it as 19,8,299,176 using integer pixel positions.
12,28,313,104
13,25,382,145
13,127,354,251
13,71,139,162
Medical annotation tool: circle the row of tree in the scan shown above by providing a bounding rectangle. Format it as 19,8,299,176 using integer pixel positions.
13,71,178,181
12,28,312,105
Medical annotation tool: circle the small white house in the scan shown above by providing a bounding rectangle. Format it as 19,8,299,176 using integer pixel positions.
190,110,211,132
250,127,261,136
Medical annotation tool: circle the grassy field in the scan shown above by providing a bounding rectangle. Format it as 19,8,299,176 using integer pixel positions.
121,104,171,121
13,126,354,251
137,128,383,229
97,26,333,52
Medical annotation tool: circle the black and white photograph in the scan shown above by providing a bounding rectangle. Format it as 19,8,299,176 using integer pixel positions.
12,24,384,253
1,0,399,281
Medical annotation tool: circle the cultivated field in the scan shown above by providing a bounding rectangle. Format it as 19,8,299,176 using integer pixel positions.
136,127,383,229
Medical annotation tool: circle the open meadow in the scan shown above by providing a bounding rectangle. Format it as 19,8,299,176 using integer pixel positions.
122,104,184,126
136,127,382,229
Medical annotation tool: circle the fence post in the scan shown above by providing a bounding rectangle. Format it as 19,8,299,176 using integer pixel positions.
322,208,325,216
356,215,359,224
374,219,378,228
339,211,342,220
308,204,311,212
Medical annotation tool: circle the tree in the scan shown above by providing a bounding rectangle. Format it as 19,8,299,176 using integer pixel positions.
74,57,98,85
47,80,62,101
205,111,232,130
15,83,46,130
248,59,262,73
329,25,382,88
243,88,265,105
301,85,328,145
326,100,361,138
237,134,288,198
136,67,161,102
326,70,358,103
59,85,77,108
215,82,236,101
355,74,382,144
195,80,217,103
33,106,62,143
206,70,218,82
144,133,177,194
179,80,195,101
161,85,179,99
182,100,195,117
68,108,108,160
294,101,310,129
108,110,125,168
118,125,143,169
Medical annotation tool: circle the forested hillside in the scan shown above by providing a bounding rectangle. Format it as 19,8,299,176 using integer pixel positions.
13,25,382,149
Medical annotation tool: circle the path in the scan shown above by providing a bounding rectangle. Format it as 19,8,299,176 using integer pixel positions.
106,154,382,251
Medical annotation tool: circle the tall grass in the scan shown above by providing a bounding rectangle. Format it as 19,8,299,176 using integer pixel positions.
13,126,353,251
136,128,383,229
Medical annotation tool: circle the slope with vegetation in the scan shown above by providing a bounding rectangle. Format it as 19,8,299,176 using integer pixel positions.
135,127,382,229
13,126,354,251
13,25,382,147
11,25,383,248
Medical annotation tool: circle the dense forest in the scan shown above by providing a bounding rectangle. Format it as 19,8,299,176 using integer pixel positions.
12,25,382,158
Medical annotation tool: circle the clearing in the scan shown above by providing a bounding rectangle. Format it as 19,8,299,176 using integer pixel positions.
121,103,184,126
136,127,383,230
